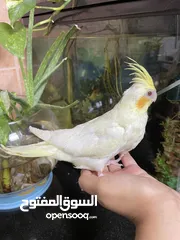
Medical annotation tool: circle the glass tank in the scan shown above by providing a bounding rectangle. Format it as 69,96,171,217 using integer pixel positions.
0,108,58,194
31,14,180,190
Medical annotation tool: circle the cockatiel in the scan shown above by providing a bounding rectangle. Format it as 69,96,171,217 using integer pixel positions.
1,58,157,176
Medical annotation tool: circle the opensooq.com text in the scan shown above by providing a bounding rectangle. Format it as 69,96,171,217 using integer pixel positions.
46,212,97,220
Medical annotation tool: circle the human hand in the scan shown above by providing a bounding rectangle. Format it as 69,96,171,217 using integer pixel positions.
78,153,180,224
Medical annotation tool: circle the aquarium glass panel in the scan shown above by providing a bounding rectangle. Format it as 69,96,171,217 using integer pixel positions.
33,15,179,121
32,14,180,190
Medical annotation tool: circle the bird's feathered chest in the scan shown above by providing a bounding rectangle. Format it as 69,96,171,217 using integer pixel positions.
120,113,148,151
100,107,148,152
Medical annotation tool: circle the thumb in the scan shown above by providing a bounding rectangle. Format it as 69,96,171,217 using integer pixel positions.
78,170,99,195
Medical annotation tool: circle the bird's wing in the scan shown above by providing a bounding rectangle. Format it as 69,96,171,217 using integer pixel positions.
66,122,126,158
30,116,127,159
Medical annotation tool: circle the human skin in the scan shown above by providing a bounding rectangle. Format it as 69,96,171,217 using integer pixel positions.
78,153,180,240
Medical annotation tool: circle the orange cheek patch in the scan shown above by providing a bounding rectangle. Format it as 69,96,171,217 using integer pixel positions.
136,96,150,109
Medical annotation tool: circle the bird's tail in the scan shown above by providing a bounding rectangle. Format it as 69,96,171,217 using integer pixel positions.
0,141,57,158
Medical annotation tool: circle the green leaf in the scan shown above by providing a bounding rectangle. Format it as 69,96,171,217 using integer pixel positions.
34,57,67,103
0,116,10,145
0,107,4,116
34,32,65,87
26,9,34,107
46,25,78,74
0,91,11,115
0,21,26,58
8,92,29,109
6,0,36,26
37,100,79,110
34,24,80,105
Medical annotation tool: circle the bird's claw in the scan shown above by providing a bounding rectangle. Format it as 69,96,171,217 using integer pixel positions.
107,160,120,166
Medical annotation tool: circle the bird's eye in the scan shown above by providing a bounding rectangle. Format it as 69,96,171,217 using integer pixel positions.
148,91,152,96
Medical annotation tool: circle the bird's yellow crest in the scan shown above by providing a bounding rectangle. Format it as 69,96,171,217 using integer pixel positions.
126,57,155,90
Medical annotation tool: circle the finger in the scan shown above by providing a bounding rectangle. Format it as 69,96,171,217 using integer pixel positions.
108,164,122,172
103,166,109,174
78,170,98,195
121,152,138,167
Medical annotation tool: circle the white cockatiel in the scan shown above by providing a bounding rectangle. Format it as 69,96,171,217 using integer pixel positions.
1,58,157,176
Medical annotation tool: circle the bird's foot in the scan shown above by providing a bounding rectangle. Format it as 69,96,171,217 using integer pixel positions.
107,160,123,168
106,159,120,166
118,152,128,160
106,153,128,168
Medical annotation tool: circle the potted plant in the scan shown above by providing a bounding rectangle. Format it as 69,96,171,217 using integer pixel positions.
0,0,80,210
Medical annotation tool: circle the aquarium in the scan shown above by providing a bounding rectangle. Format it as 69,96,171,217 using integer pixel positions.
30,8,180,190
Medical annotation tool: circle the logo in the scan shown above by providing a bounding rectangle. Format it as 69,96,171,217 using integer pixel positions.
20,195,98,219
46,212,96,220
